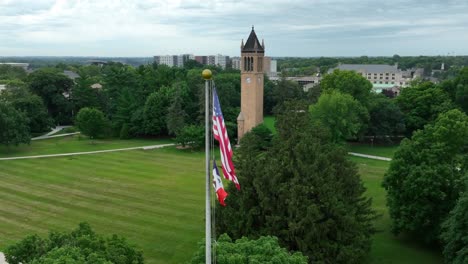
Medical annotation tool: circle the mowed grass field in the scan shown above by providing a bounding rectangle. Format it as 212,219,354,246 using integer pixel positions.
0,136,442,263
0,135,173,158
0,146,205,264
352,156,442,263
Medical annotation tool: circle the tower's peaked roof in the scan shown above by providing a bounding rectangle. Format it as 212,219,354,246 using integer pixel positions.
242,27,264,53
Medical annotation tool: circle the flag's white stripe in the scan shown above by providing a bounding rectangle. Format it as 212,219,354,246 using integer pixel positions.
216,116,231,171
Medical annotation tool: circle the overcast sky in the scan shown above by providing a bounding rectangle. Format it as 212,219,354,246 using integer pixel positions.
1,0,468,57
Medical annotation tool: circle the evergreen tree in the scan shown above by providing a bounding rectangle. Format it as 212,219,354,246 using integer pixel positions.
217,101,376,263
166,84,188,136
144,88,171,136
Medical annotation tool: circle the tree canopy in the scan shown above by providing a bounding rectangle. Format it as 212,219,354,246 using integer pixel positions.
1,86,52,133
366,94,405,140
191,234,308,264
75,107,108,139
440,187,468,264
4,222,144,264
0,101,31,147
396,81,455,135
320,69,372,106
383,109,468,243
27,69,74,124
310,90,369,143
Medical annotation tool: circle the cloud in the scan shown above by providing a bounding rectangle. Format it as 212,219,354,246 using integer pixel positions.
0,0,467,56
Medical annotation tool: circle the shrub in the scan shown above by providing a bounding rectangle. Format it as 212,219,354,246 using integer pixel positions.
5,223,144,264
190,234,308,264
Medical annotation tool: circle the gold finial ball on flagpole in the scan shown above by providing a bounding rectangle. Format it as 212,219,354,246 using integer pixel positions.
202,69,212,80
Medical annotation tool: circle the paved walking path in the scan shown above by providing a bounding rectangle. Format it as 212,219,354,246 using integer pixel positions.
32,126,73,140
0,253,7,264
0,143,175,161
32,132,81,141
0,142,390,162
348,152,392,161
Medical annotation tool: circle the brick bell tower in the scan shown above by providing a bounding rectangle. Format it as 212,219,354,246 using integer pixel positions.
237,26,265,142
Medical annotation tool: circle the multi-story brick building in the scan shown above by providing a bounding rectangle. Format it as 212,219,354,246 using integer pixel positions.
331,64,423,88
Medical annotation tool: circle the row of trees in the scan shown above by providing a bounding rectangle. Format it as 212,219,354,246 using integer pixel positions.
0,60,311,146
307,67,468,144
277,55,468,78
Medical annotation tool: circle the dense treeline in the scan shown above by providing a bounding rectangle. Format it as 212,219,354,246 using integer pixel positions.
277,55,468,79
0,56,152,68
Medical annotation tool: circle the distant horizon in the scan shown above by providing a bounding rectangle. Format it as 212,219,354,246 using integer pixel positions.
1,54,467,59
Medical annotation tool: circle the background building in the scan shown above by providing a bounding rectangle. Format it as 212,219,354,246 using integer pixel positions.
0,62,29,71
155,53,231,68
154,54,194,67
330,64,423,89
238,27,265,141
231,57,241,70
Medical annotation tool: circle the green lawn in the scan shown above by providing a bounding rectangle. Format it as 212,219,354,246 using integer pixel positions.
348,143,399,158
263,116,276,134
0,135,173,158
0,147,204,264
0,138,442,263
352,156,442,263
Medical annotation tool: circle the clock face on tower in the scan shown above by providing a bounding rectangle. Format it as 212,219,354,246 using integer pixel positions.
246,77,251,83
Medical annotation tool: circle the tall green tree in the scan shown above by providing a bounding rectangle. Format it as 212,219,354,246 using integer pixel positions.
166,87,187,136
217,101,376,263
440,187,468,264
1,86,52,133
144,87,171,136
383,109,468,243
367,94,405,140
0,102,31,146
71,76,100,113
191,234,308,264
272,76,304,110
75,107,108,139
310,91,369,143
320,69,372,106
396,81,454,135
27,69,74,124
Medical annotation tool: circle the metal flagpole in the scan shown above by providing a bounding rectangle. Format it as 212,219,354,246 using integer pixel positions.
202,69,212,264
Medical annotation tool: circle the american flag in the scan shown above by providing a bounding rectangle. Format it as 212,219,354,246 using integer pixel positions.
213,88,240,190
